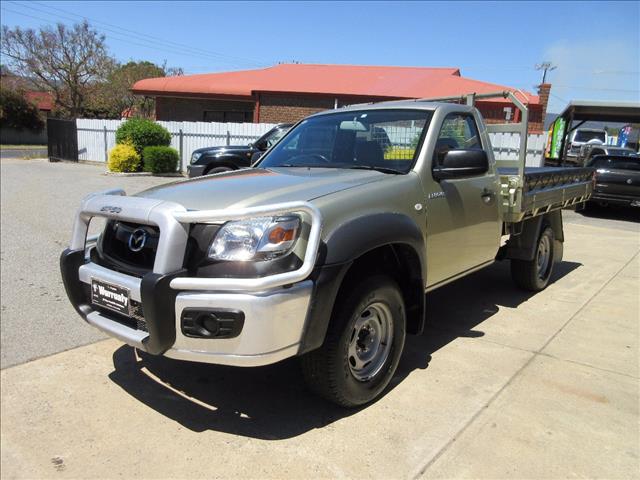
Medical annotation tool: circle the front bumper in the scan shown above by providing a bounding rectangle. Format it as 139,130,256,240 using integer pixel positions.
187,164,207,178
590,191,640,207
61,190,323,367
61,251,313,366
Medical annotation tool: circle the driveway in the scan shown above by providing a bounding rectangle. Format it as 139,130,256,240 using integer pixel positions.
0,158,171,368
1,159,638,478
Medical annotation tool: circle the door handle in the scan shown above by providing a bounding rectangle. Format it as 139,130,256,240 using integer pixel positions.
481,188,494,204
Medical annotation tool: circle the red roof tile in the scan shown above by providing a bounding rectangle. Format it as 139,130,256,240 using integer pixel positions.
132,64,540,105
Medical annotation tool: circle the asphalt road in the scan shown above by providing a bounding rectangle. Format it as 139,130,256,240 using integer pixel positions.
0,158,171,368
0,158,638,370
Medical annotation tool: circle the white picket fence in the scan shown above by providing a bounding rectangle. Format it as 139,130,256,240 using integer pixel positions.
76,118,547,171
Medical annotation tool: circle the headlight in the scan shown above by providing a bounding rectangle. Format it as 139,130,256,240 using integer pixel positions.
208,216,301,261
190,152,202,164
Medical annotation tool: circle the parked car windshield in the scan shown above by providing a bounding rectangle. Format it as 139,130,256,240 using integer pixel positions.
257,109,433,174
263,127,289,148
574,130,606,143
590,156,640,171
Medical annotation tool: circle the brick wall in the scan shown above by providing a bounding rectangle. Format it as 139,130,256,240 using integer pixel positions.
258,94,336,123
155,97,254,122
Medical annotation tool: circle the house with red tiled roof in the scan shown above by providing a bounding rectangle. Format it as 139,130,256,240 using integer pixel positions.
24,91,54,114
132,64,551,132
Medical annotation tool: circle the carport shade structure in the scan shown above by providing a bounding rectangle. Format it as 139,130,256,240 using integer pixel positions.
556,100,640,164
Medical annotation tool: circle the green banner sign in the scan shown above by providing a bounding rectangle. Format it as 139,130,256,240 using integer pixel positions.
549,118,566,159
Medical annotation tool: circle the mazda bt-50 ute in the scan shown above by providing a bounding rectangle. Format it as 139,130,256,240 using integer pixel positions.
61,92,593,407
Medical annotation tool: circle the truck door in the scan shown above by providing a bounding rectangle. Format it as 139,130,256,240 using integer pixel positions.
423,112,501,287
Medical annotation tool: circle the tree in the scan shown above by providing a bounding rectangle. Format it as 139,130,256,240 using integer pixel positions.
87,61,180,119
0,88,44,131
1,21,115,118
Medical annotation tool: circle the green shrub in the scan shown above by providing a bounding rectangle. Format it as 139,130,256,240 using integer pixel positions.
115,118,171,155
142,146,180,173
108,144,141,172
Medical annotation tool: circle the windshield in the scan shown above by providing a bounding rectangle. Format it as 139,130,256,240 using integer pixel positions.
263,127,289,148
590,157,640,171
574,130,606,143
257,109,433,174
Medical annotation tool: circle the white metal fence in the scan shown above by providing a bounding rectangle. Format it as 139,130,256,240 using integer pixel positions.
77,119,276,171
489,132,547,167
76,119,547,171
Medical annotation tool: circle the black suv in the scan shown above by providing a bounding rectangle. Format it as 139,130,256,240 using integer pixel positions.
187,123,292,177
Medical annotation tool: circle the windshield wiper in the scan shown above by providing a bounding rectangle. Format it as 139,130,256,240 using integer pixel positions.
348,165,402,174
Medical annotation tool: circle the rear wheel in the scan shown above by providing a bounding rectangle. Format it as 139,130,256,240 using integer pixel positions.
300,275,406,407
511,226,555,291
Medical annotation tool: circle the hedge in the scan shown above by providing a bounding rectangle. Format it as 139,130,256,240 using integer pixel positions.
115,118,171,156
142,146,180,173
108,144,141,172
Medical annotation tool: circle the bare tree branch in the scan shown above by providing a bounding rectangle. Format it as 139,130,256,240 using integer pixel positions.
1,21,114,118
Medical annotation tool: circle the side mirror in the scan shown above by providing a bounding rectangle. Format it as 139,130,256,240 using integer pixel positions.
432,150,488,180
255,140,268,151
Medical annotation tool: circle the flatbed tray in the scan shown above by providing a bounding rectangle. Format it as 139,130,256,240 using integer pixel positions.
497,166,594,223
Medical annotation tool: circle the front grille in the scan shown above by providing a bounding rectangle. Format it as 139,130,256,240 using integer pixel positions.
98,221,160,275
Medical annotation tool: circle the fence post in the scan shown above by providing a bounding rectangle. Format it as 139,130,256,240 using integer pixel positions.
179,129,184,170
226,131,231,146
103,126,108,162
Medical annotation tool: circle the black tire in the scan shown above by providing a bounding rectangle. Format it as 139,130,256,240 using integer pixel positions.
300,275,406,407
206,166,233,175
511,226,555,291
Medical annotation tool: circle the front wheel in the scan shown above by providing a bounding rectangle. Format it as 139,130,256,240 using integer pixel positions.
206,166,233,175
300,275,406,407
511,226,555,291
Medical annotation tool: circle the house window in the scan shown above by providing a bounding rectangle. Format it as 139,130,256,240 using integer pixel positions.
203,110,253,123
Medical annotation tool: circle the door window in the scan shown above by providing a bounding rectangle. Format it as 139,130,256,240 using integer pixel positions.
434,114,482,166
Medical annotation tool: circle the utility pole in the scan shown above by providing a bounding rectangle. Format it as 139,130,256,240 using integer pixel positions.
535,62,557,84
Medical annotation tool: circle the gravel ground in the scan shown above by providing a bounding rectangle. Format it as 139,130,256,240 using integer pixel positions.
0,158,175,368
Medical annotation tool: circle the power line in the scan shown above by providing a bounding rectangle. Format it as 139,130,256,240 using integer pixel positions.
4,1,269,69
27,0,268,67
0,5,223,66
552,84,640,93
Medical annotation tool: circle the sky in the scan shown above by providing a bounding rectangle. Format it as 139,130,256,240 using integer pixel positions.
1,1,638,113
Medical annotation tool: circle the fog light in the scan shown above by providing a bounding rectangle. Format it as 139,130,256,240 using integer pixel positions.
198,313,220,336
181,308,245,339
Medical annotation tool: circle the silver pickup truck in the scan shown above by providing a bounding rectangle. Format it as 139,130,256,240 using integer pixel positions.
60,92,593,407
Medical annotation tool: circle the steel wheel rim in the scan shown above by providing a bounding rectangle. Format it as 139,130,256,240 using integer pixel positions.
537,234,552,280
348,302,393,382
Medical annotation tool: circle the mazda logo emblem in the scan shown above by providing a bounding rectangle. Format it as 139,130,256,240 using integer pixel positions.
128,228,148,252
